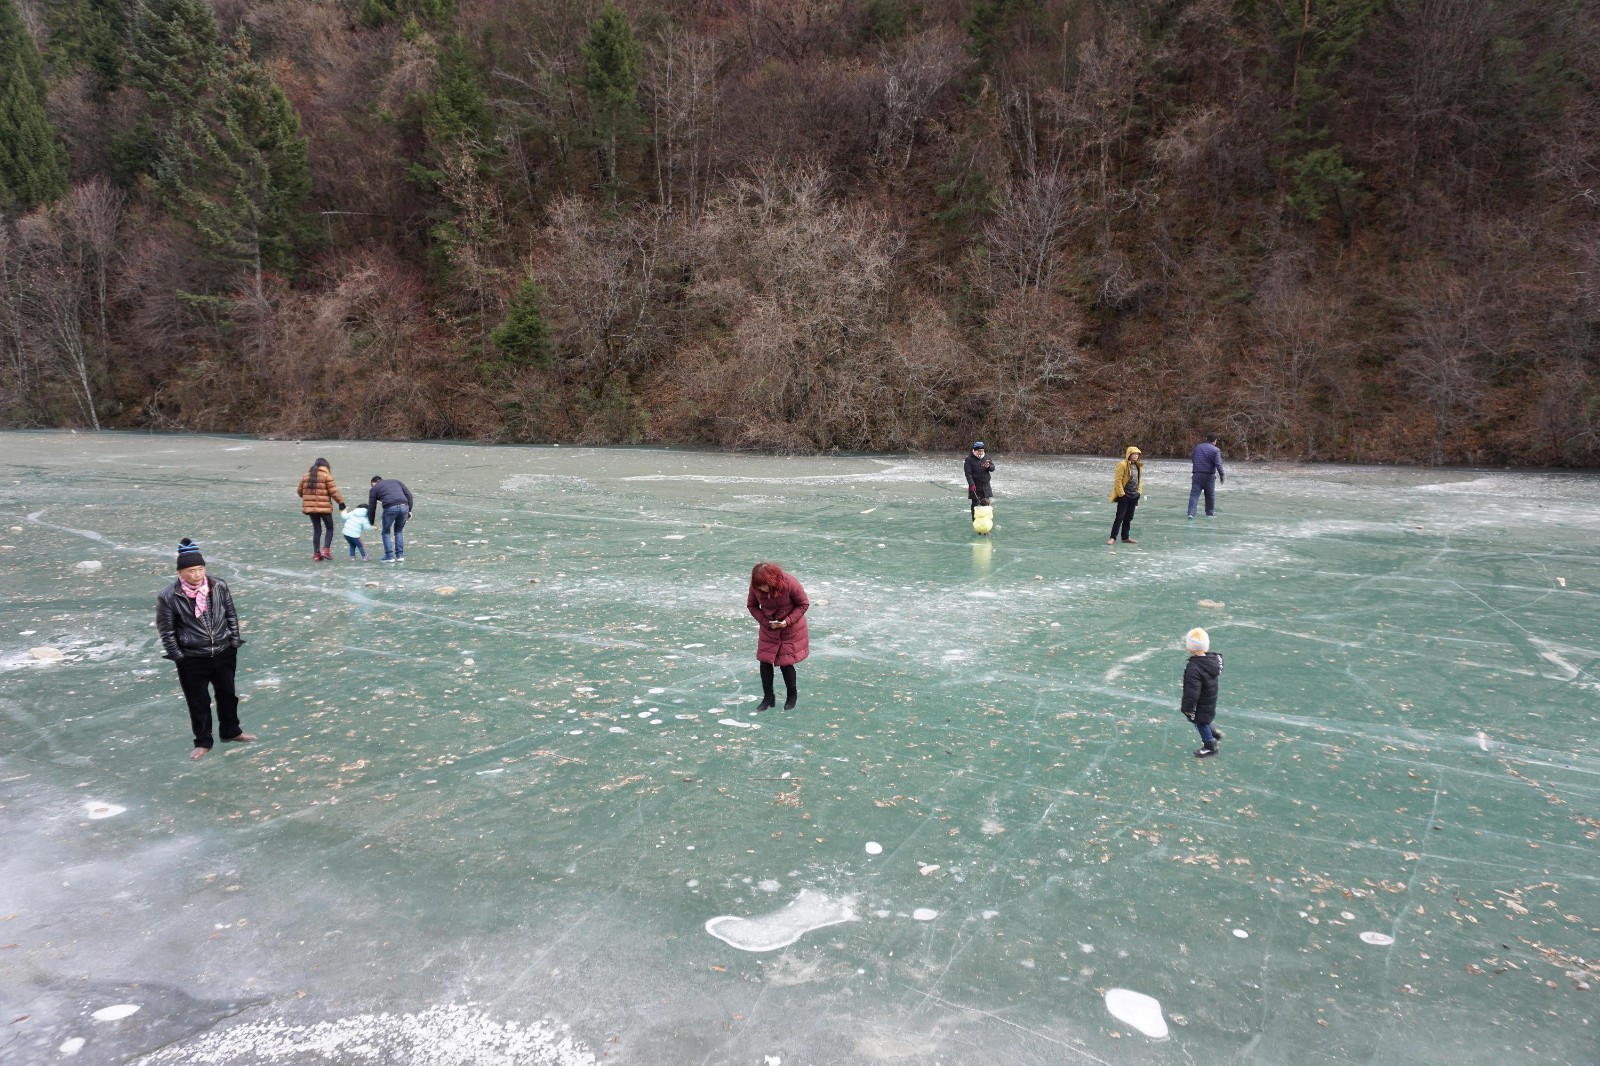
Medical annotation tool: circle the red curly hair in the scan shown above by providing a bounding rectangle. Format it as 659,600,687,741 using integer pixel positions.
750,562,787,591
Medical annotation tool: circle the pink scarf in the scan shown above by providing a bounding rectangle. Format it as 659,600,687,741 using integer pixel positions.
180,577,209,616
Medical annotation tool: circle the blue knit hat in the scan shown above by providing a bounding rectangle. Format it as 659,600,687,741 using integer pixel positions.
175,538,206,570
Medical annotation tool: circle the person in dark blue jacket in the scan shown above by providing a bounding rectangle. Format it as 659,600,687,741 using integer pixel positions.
1188,433,1226,519
368,476,415,562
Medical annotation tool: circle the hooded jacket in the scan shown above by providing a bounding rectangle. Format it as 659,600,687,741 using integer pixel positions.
156,578,244,660
342,507,373,538
1181,652,1224,724
1110,447,1144,502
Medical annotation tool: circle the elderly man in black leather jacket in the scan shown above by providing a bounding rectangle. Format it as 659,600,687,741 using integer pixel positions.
156,539,253,760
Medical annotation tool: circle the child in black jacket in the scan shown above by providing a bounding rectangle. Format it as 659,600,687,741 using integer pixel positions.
1181,627,1224,758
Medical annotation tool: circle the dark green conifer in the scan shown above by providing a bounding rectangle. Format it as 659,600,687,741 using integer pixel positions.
581,2,642,197
490,278,554,371
0,0,69,210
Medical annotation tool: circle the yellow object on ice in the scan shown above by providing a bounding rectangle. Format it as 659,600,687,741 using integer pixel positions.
973,505,994,535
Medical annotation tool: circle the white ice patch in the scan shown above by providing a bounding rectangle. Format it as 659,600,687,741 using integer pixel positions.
75,560,103,570
1104,988,1168,1039
608,726,628,734
84,801,125,819
92,1004,140,1021
648,688,666,694
662,534,687,540
704,889,856,952
29,647,65,661
718,718,758,730
60,1038,85,1055
864,841,883,855
912,908,938,922
1232,928,1249,939
757,879,781,893
127,1004,595,1065
1105,647,1162,683
1359,931,1395,946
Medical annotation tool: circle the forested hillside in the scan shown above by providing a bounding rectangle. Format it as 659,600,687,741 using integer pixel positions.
2,0,1596,463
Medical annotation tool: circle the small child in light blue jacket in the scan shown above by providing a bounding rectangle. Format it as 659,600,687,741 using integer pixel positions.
340,505,373,560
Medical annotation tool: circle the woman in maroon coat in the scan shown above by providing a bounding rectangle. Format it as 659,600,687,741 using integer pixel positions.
747,561,810,710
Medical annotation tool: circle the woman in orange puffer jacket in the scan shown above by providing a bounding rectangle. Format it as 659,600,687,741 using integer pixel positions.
297,458,346,561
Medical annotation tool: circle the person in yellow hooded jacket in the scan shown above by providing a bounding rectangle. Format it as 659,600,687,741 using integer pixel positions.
1108,446,1144,545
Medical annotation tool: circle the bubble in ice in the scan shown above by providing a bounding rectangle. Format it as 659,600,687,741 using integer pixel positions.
608,726,628,734
864,841,883,855
568,730,584,736
92,1004,140,1021
1341,911,1356,921
704,890,856,952
648,688,666,694
682,643,705,648
1232,928,1249,939
912,908,938,921
1360,931,1395,946
84,801,125,819
1104,988,1168,1039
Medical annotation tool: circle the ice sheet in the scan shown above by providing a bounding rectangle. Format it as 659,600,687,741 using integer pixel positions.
1,433,1596,1065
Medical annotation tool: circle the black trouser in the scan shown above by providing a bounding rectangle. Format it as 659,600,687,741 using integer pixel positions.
760,662,797,699
308,512,335,553
176,648,241,749
1111,497,1138,540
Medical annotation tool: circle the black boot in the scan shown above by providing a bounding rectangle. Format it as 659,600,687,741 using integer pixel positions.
1194,740,1217,758
757,691,775,711
784,688,797,710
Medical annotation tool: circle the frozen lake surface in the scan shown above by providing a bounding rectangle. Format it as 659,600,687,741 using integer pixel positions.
1,432,1596,1065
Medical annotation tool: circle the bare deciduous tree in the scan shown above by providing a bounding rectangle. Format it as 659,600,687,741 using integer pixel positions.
870,28,965,172
981,170,1084,293
642,26,719,216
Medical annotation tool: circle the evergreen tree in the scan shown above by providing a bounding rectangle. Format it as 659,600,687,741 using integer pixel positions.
428,34,494,148
46,0,126,83
0,0,69,210
490,278,553,371
581,2,642,197
128,3,311,285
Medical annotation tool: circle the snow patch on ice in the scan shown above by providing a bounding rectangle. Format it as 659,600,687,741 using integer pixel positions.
60,1038,85,1055
1359,931,1395,946
912,908,938,922
84,801,125,819
92,1004,140,1022
128,1004,595,1065
1104,988,1168,1039
704,889,856,952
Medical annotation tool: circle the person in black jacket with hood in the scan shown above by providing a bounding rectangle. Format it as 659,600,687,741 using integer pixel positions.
963,441,994,519
156,539,253,760
1180,626,1225,758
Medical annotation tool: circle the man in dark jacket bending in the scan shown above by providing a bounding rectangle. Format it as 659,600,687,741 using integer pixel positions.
963,441,994,519
368,476,415,562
